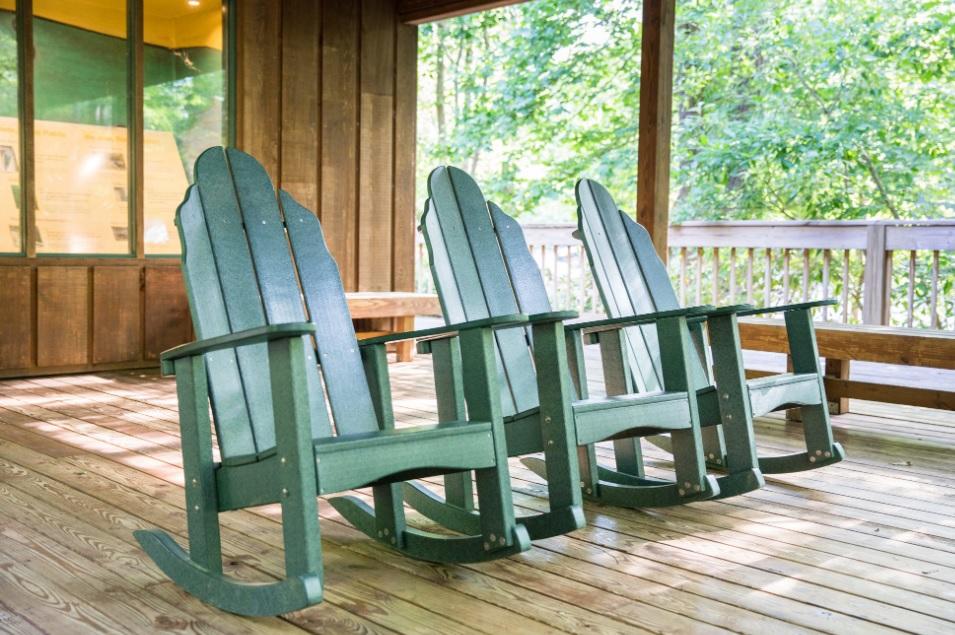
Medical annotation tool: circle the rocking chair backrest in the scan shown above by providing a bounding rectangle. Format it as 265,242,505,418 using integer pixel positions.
576,178,709,392
422,167,550,417
177,147,379,463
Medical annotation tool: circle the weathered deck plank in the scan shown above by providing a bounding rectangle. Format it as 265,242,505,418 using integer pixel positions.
0,355,954,634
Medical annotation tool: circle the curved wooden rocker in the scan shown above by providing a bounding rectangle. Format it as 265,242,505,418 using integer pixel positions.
406,166,720,528
136,148,538,616
575,178,845,486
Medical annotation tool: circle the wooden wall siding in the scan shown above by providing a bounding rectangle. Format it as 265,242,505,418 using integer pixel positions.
36,267,89,368
143,268,192,361
238,0,417,292
0,1,417,377
0,267,34,369
0,263,189,377
92,267,142,364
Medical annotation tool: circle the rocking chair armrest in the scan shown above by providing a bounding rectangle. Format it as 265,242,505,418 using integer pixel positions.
566,305,715,335
160,322,317,375
736,299,838,317
359,313,529,349
527,310,579,324
704,299,837,318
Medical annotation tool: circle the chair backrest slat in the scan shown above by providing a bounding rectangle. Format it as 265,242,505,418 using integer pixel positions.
424,167,539,416
224,149,334,438
178,186,258,458
577,178,713,392
576,179,667,392
489,203,552,315
178,147,378,461
193,149,279,453
283,191,379,436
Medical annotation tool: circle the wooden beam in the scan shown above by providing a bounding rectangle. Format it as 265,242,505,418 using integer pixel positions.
397,0,526,24
636,0,676,261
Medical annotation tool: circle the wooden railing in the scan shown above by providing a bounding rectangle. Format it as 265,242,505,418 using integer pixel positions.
415,219,955,329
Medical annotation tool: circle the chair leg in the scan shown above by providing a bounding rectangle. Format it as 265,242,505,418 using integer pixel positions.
613,438,645,478
371,484,407,549
137,352,323,616
176,356,223,574
701,426,727,468
783,309,845,470
599,329,646,478
659,316,723,500
706,314,765,496
433,337,475,512
270,337,324,581
444,472,475,510
531,320,585,523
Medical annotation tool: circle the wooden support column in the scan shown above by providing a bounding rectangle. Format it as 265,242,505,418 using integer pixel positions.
862,223,891,325
636,0,676,261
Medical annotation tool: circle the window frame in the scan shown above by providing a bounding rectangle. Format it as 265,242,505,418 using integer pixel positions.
3,0,235,259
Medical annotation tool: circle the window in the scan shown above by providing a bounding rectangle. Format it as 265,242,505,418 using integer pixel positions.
144,0,225,254
33,0,129,254
0,0,232,256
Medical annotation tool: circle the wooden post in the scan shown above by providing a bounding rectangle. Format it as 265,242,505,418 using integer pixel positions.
16,0,36,258
862,223,891,325
824,357,850,414
636,0,676,261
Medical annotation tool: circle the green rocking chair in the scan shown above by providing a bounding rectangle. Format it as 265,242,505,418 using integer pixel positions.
404,166,724,532
134,147,537,617
575,178,845,485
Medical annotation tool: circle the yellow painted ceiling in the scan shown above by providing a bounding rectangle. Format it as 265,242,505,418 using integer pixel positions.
30,0,222,50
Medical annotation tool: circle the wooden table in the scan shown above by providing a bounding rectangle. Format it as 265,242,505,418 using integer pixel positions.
345,292,441,362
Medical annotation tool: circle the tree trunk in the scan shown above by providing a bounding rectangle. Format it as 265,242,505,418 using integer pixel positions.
435,24,446,142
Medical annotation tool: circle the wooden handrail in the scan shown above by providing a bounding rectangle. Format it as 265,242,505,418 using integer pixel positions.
415,219,954,330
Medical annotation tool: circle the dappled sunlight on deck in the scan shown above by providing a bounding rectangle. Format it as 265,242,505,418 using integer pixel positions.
1,358,954,633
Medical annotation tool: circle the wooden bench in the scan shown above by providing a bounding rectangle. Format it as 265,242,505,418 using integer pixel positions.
346,292,442,362
739,319,955,412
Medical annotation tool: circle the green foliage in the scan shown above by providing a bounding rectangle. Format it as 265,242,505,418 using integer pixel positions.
417,0,955,222
0,10,17,117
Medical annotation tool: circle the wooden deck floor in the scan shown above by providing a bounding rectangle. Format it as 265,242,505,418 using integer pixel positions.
1,358,954,634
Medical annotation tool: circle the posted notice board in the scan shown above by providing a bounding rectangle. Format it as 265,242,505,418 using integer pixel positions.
0,116,188,254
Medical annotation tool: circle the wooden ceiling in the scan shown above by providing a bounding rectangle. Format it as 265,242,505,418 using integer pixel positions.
397,0,528,24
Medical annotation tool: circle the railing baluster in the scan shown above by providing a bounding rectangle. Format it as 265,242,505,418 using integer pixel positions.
907,250,916,328
490,221,953,331
764,248,772,307
577,245,587,313
822,249,831,321
841,250,850,324
931,250,940,328
746,247,754,304
782,248,791,304
565,244,572,311
711,247,720,305
552,244,559,305
679,247,688,305
801,249,811,302
729,247,737,302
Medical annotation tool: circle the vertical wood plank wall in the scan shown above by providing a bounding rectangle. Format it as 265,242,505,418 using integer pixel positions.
0,260,189,378
0,0,418,378
238,0,418,293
